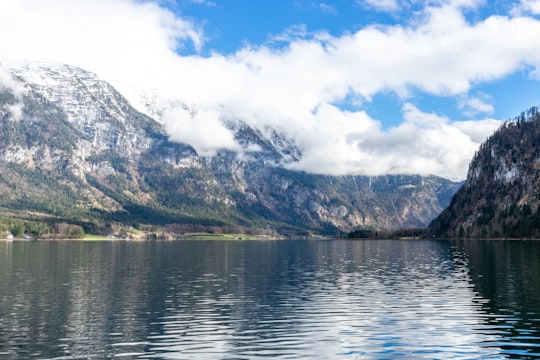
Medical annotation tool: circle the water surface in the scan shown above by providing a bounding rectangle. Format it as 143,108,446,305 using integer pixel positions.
0,239,539,359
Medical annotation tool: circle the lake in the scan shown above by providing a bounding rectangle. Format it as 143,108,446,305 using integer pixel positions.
0,239,539,359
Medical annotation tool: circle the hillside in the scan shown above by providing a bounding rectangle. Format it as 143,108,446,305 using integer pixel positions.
0,63,460,237
430,107,540,238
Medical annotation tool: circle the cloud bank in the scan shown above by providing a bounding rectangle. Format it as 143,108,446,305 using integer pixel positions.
1,0,539,179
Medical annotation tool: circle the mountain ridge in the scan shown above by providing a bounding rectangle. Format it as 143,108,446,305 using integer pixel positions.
430,106,540,238
0,62,461,236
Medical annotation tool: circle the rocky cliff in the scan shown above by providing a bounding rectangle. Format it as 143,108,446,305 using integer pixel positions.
430,107,540,238
0,63,460,235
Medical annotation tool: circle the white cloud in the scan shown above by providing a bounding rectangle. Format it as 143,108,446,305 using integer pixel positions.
163,104,240,157
190,0,217,6
319,3,337,13
512,0,540,15
360,0,400,12
459,93,494,117
0,0,204,73
284,103,500,179
0,63,25,121
7,103,24,122
453,118,501,143
1,0,538,179
0,63,25,98
341,104,499,179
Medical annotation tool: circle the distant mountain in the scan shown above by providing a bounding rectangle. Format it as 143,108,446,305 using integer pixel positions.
430,107,540,238
0,63,461,236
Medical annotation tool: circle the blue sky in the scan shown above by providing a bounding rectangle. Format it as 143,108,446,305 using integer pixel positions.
1,0,540,179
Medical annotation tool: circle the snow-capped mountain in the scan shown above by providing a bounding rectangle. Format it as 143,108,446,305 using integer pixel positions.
11,63,158,155
0,62,461,234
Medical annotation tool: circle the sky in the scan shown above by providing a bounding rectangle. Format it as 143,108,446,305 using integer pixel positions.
1,0,540,180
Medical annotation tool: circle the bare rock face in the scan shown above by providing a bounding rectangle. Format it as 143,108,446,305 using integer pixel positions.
0,63,460,234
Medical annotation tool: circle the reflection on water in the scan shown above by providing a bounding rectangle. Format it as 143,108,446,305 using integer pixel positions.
452,240,540,358
0,239,538,359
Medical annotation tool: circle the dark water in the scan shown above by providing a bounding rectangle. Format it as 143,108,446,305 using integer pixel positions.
0,239,539,359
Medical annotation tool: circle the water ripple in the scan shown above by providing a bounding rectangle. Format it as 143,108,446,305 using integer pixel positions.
142,241,535,359
1,240,539,359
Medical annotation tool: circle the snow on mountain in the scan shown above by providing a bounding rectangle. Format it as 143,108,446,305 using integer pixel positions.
11,62,158,156
0,62,462,234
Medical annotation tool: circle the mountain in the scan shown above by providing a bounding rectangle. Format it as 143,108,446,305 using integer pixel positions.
430,107,540,238
0,63,461,236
